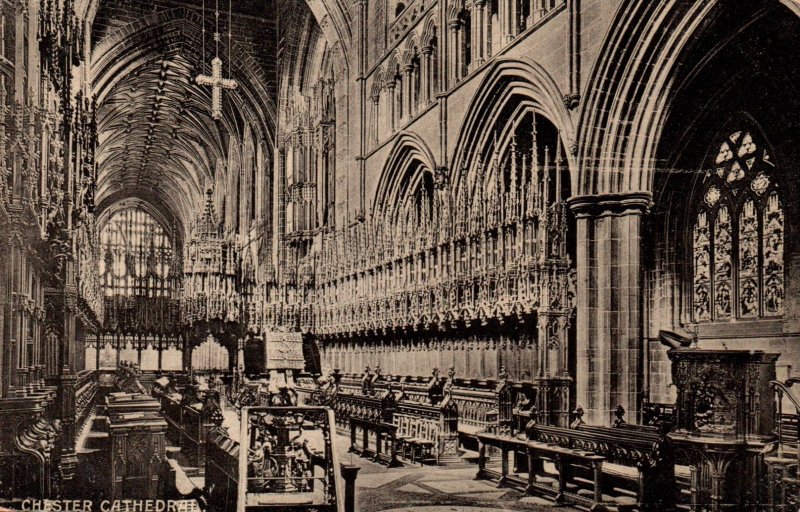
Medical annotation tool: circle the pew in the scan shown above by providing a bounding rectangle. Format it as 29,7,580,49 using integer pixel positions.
393,384,460,465
349,417,400,467
476,405,677,511
342,387,401,467
151,375,219,466
321,367,536,456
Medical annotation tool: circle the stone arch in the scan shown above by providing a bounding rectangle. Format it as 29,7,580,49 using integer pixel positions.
371,67,385,97
402,34,421,66
386,52,402,80
373,131,438,218
450,57,575,196
575,0,799,197
421,14,438,48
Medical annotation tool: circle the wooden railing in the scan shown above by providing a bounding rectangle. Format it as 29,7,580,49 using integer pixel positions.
206,428,239,511
766,381,800,510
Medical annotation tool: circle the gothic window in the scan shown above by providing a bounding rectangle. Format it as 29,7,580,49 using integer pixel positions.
412,50,421,112
517,0,531,32
461,9,472,74
429,33,439,96
100,208,176,298
692,127,783,322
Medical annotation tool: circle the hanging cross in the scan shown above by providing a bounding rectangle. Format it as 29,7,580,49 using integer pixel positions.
196,56,238,120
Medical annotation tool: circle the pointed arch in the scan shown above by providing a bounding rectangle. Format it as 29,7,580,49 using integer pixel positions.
575,0,794,196
421,14,438,47
373,131,438,217
450,57,575,196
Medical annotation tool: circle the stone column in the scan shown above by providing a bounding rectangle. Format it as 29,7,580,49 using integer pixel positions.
405,64,414,118
449,19,461,85
475,0,486,66
371,94,380,144
507,0,517,41
421,46,432,104
567,192,651,426
387,81,397,130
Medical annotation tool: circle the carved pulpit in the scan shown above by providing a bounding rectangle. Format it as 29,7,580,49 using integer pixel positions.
106,392,168,499
668,348,779,511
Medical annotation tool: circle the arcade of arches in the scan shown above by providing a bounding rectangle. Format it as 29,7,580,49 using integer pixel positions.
0,0,798,510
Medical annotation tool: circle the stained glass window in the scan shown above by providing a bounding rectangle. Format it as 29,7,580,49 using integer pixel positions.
693,211,711,321
100,208,177,298
714,206,732,319
763,192,784,316
691,126,783,321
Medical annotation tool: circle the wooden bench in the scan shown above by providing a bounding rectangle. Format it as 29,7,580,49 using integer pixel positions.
349,417,401,467
394,411,441,465
336,389,400,467
152,377,219,466
393,396,460,465
531,423,675,510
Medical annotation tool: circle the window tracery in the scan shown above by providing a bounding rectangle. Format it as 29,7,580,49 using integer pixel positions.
691,126,784,321
100,207,177,298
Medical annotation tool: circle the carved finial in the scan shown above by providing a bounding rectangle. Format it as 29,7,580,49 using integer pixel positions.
570,405,585,429
613,404,626,427
498,366,509,381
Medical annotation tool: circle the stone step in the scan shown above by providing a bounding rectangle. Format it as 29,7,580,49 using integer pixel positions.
459,449,480,462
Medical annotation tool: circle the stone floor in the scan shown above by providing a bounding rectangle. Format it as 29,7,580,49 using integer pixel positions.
175,410,559,512
334,437,559,512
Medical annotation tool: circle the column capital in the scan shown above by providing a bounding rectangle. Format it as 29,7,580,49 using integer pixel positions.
448,18,462,30
567,191,652,218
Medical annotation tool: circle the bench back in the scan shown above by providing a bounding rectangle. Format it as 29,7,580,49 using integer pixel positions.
533,424,660,466
394,412,440,442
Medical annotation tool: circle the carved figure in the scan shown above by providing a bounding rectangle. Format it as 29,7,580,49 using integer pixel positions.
427,367,444,405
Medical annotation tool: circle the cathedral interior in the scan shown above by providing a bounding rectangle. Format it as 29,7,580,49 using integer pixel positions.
0,0,799,511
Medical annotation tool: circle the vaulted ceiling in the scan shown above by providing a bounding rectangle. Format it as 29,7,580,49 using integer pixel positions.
90,0,279,239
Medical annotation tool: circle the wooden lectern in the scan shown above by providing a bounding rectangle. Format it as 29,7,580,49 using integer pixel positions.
106,392,168,499
668,348,779,511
